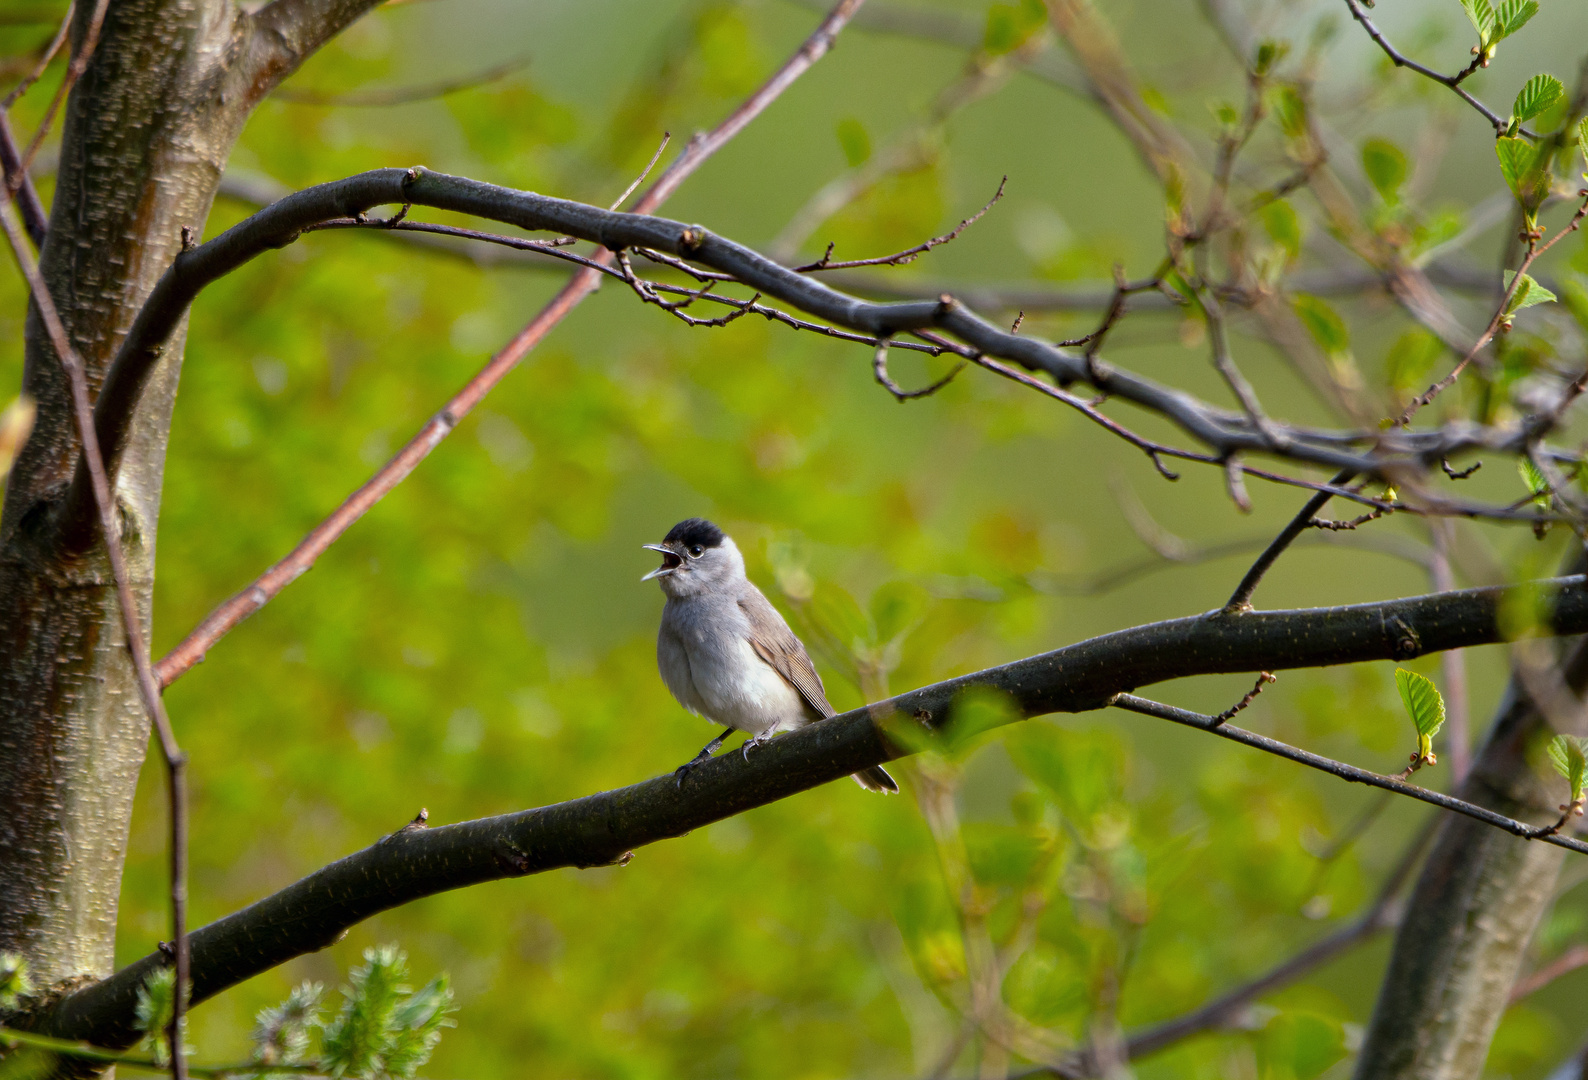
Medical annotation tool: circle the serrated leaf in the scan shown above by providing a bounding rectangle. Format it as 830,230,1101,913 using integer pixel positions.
1496,136,1551,213
1513,73,1563,125
1395,668,1446,741
1503,269,1557,314
1461,0,1498,44
1519,456,1549,496
1546,734,1587,801
1495,0,1539,39
1362,137,1408,201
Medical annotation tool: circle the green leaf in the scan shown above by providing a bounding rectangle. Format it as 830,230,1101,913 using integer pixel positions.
1292,294,1350,356
1512,73,1564,125
1395,668,1445,754
834,117,871,168
1461,0,1498,45
982,0,1045,55
1503,270,1557,315
1253,40,1289,77
1495,0,1539,40
1361,137,1408,201
1271,85,1308,140
1547,734,1588,800
135,967,192,1067
1385,328,1443,391
1579,116,1588,163
1518,457,1550,505
1495,136,1552,214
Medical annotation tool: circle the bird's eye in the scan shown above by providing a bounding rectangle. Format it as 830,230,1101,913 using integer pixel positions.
688,545,704,558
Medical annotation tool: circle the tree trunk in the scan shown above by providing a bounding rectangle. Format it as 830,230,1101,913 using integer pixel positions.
0,0,374,1003
1355,642,1586,1079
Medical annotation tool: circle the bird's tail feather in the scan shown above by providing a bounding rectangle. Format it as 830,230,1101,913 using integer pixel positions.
851,765,899,793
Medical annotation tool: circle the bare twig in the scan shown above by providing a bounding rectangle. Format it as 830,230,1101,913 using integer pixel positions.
153,0,871,687
0,112,47,247
1340,0,1523,136
1213,672,1275,725
1510,945,1588,1002
872,338,966,401
1109,693,1588,856
11,0,111,180
1,0,72,108
795,175,1006,271
1225,468,1356,612
0,201,189,1080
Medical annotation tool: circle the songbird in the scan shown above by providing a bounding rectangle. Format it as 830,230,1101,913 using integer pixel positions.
643,517,898,793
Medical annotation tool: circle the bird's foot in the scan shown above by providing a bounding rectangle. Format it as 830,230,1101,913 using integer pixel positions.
674,760,702,789
741,731,775,761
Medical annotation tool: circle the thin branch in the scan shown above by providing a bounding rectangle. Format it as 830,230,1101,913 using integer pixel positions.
0,202,190,1080
40,575,1588,1049
1224,468,1356,612
1213,671,1275,725
609,131,670,211
272,53,530,106
151,0,871,687
1109,693,1588,854
0,111,47,247
0,1028,318,1078
11,0,110,179
1398,196,1588,426
1510,945,1588,1002
873,338,965,401
1340,0,1521,136
795,175,1006,271
1,2,72,107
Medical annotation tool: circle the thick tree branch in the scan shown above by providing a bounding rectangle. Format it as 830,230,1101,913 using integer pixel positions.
33,576,1588,1049
239,0,389,105
75,170,1575,544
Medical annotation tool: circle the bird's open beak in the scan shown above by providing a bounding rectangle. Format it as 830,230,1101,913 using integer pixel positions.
641,543,682,581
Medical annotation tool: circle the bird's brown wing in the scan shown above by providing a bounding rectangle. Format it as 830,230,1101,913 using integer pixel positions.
741,593,836,719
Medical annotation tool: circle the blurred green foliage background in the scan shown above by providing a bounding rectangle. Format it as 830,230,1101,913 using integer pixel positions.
5,0,1588,1075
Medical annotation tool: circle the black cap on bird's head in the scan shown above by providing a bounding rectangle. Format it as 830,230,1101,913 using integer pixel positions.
663,518,725,550
642,517,731,585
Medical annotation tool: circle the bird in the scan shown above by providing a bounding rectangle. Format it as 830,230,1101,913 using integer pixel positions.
643,517,898,793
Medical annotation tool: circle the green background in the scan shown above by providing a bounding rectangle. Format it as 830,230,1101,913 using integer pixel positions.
4,0,1588,1075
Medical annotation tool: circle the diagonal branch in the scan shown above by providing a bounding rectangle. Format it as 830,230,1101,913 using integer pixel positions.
32,575,1588,1050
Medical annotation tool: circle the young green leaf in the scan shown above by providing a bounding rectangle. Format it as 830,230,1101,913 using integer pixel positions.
252,981,324,1070
1361,137,1408,201
1513,73,1564,125
135,967,192,1066
1496,137,1552,215
1503,269,1558,315
1518,457,1550,506
1395,668,1445,764
1461,0,1498,45
1579,116,1588,163
1546,733,1587,802
1495,0,1540,40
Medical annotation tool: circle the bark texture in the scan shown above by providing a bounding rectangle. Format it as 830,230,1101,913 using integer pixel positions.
0,0,378,1002
1355,642,1588,1079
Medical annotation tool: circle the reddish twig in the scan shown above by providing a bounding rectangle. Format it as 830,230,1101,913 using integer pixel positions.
153,0,871,688
1509,944,1588,1002
0,201,190,1080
